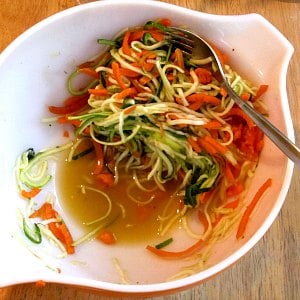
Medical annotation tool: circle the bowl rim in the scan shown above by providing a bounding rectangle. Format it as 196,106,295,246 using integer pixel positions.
0,0,295,294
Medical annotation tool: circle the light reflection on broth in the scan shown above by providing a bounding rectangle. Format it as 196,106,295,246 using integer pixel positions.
56,150,182,244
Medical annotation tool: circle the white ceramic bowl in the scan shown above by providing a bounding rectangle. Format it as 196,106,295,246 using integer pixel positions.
0,0,294,296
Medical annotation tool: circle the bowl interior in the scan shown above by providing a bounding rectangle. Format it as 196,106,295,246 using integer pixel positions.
0,0,294,294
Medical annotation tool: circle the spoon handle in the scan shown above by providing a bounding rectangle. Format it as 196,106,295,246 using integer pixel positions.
225,84,300,166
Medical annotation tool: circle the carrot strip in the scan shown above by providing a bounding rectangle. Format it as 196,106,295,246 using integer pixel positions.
63,130,69,138
219,87,228,97
174,48,185,70
88,88,109,96
224,198,240,209
115,87,137,100
158,18,172,27
29,202,56,219
203,120,223,130
203,135,228,154
236,178,272,239
122,31,132,56
226,182,244,197
253,84,268,101
30,202,75,254
224,162,235,183
79,67,99,79
130,30,164,42
57,116,81,127
139,75,152,86
225,107,254,128
119,67,140,78
241,93,251,101
21,188,41,199
98,230,116,245
60,224,75,254
49,222,74,254
146,238,205,259
198,211,209,232
195,68,212,84
49,94,89,115
123,105,137,115
197,190,214,204
111,61,127,90
197,137,217,155
186,93,220,111
187,136,201,153
211,45,228,65
95,173,114,188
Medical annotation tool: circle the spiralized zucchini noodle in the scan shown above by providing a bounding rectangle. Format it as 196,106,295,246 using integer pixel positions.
15,19,269,279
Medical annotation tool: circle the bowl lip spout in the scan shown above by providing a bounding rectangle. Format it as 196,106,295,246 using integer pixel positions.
0,0,295,294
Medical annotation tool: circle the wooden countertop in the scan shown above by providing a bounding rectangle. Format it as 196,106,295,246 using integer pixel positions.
0,1,299,299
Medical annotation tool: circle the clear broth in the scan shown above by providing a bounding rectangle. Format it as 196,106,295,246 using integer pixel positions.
56,150,181,244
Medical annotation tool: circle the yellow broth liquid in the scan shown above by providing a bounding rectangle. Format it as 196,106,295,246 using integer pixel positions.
56,149,182,244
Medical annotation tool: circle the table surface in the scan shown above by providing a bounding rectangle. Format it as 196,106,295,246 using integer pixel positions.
0,0,299,299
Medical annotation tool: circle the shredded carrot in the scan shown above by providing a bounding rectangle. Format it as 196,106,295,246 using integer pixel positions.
197,190,214,204
29,202,75,254
98,230,116,245
187,136,201,153
174,48,185,70
219,87,228,97
88,88,109,96
57,116,81,127
197,137,217,156
241,92,251,101
49,94,89,115
146,238,205,259
122,31,132,56
49,222,74,254
130,30,164,43
212,214,223,227
119,66,140,77
111,61,127,90
95,173,114,188
226,182,244,197
225,107,255,128
123,105,137,115
139,75,152,86
236,178,272,239
29,202,56,219
198,211,209,232
211,45,228,65
79,67,99,79
203,120,223,130
253,84,268,101
224,162,235,183
203,135,228,154
158,18,172,27
77,61,94,69
224,198,240,209
115,87,137,100
195,68,212,84
211,198,241,228
63,130,69,138
21,188,41,199
186,93,220,111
